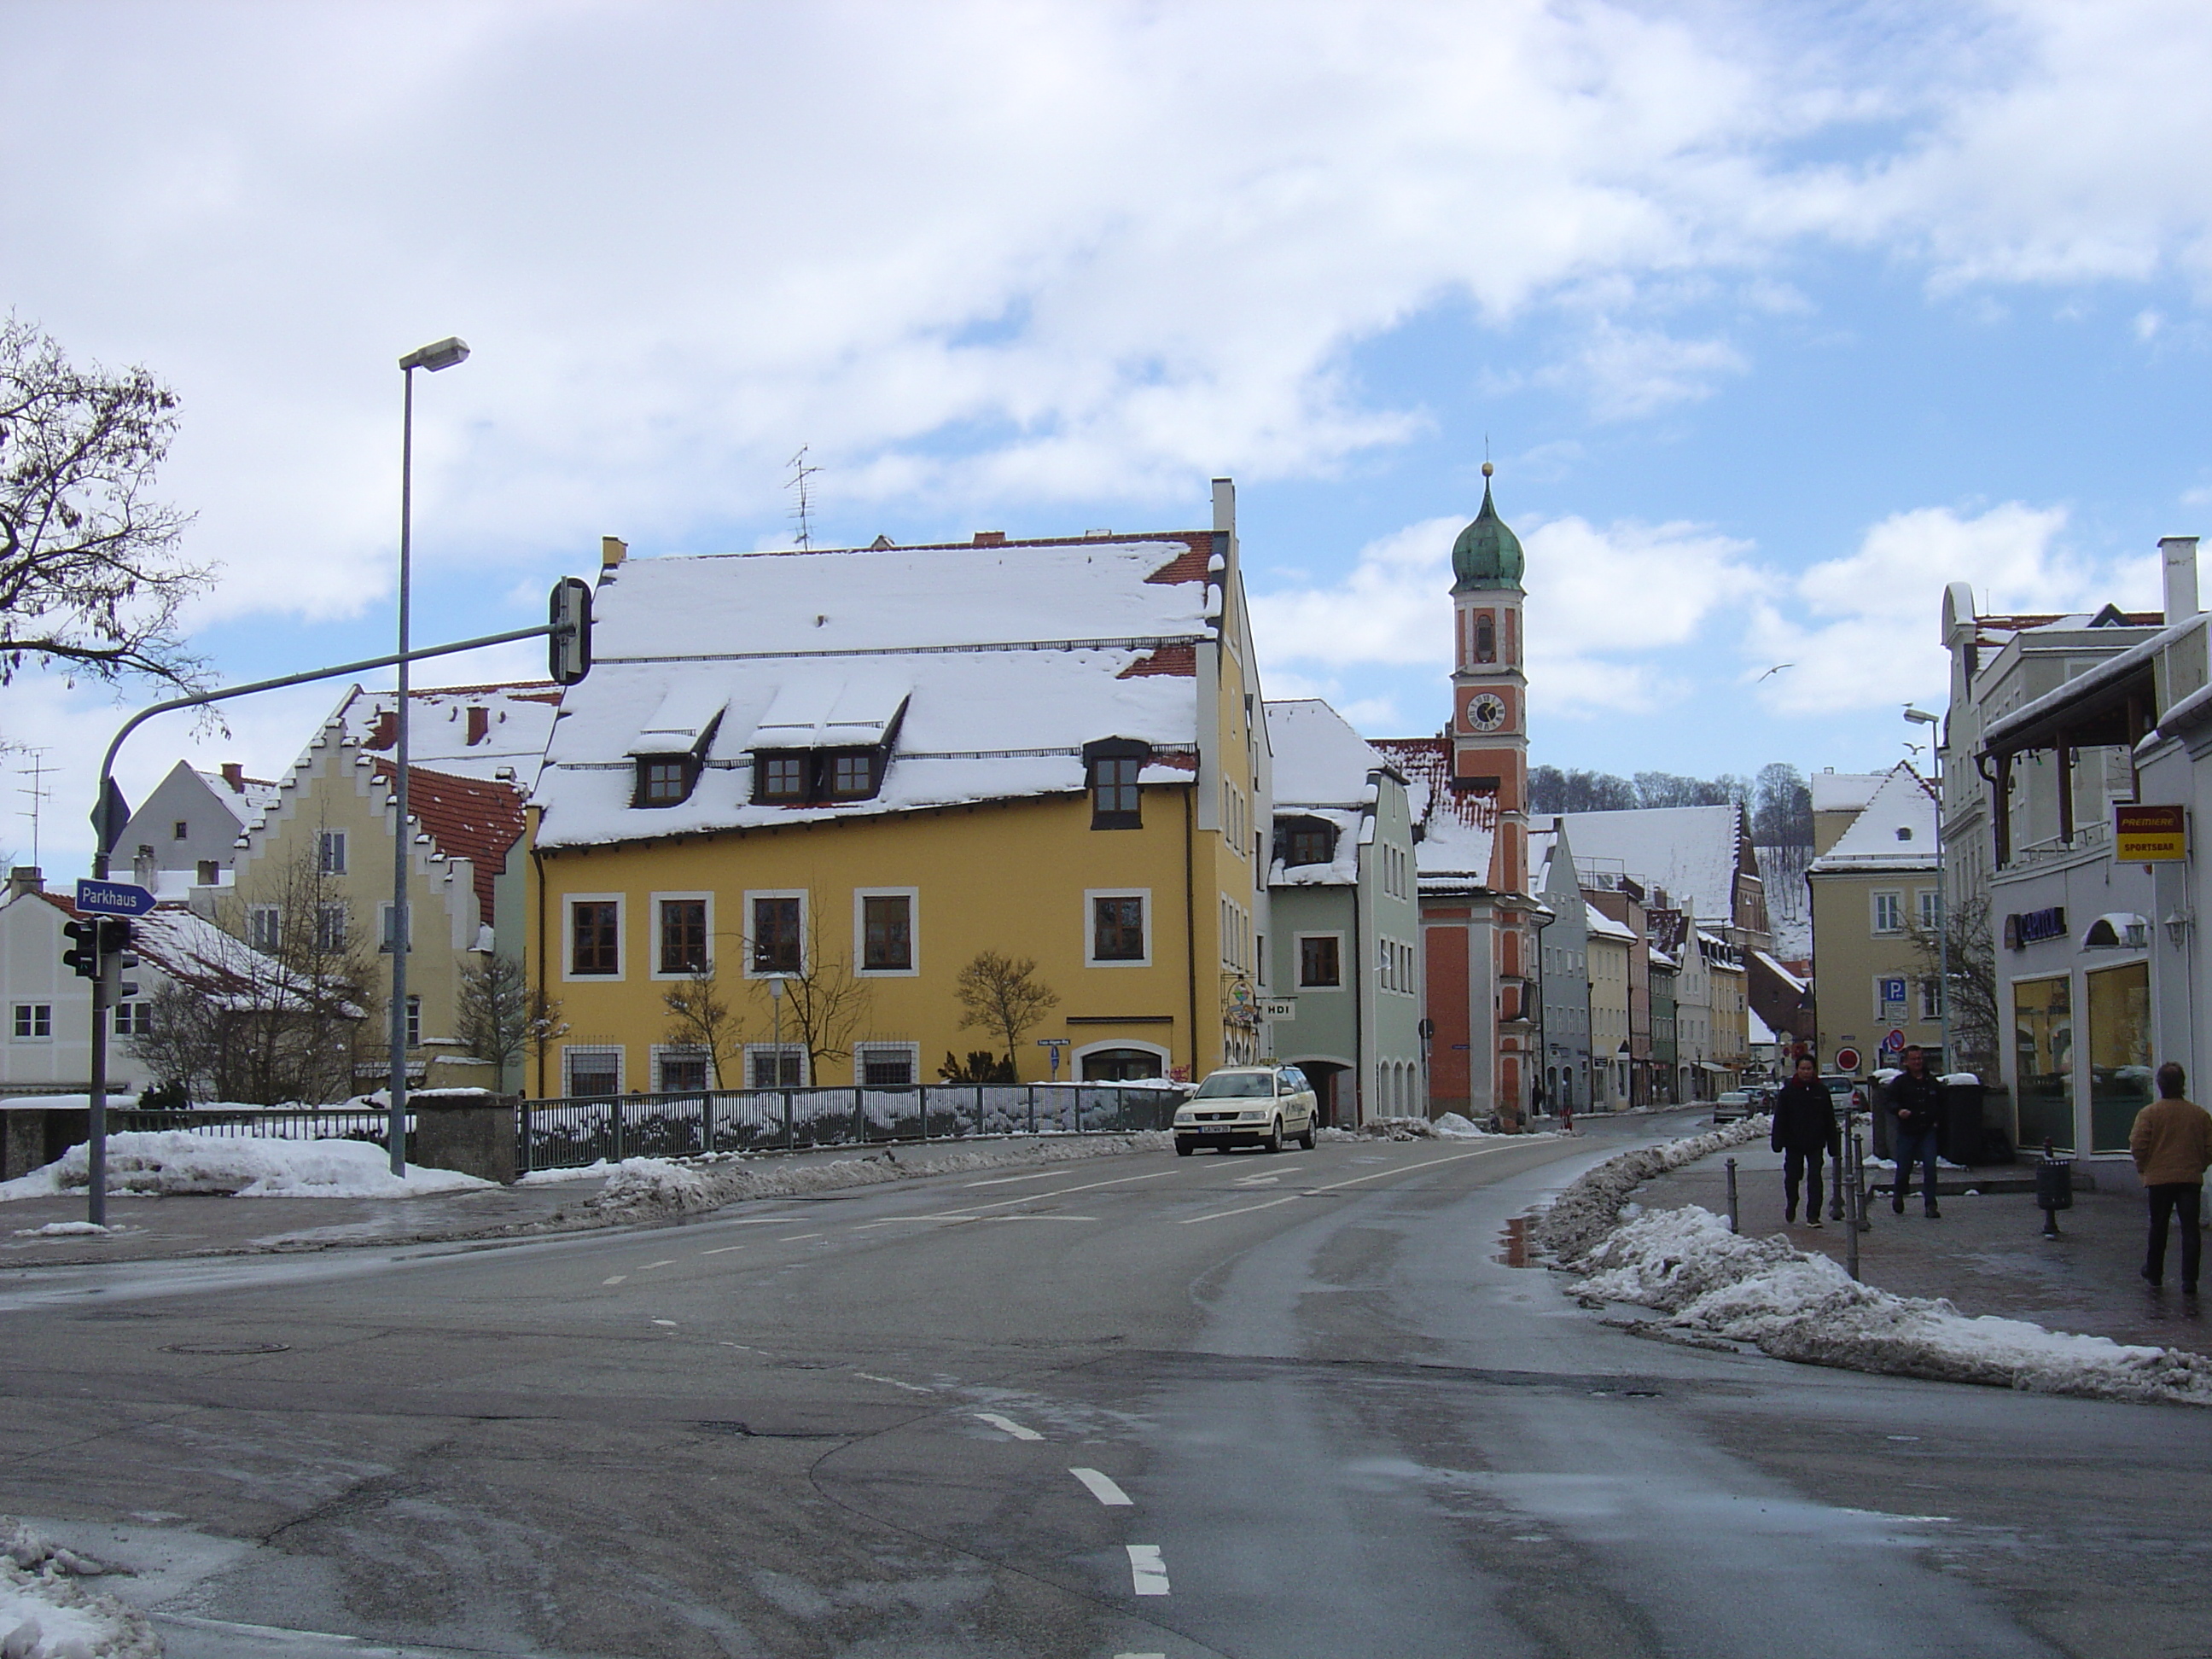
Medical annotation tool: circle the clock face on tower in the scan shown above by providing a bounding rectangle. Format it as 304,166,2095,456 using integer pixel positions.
1469,692,1508,732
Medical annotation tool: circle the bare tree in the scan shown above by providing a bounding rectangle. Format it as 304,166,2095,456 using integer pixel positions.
1906,892,2000,1079
0,316,211,691
955,951,1060,1078
662,965,742,1089
457,954,566,1094
760,917,871,1083
136,850,375,1103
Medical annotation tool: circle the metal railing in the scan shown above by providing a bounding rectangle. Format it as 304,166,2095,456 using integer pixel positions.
519,1083,1184,1173
106,1104,398,1145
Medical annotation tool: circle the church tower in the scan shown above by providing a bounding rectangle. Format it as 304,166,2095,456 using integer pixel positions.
1447,461,1528,898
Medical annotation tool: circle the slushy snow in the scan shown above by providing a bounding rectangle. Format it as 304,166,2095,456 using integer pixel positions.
0,1132,493,1202
1581,1203,2212,1406
0,1516,156,1659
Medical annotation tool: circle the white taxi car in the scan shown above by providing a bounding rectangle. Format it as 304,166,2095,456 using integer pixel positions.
1173,1065,1318,1155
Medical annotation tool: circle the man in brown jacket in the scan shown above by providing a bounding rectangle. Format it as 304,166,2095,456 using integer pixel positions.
2129,1062,2212,1294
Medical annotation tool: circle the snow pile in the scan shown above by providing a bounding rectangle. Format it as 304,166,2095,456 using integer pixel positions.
0,1133,494,1202
591,1132,1173,1218
1582,1205,2212,1406
0,1517,156,1659
1533,1113,1772,1265
515,1159,615,1186
9,1223,116,1238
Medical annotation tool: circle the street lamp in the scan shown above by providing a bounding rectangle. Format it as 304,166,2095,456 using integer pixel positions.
1904,705,1946,1074
388,335,469,1177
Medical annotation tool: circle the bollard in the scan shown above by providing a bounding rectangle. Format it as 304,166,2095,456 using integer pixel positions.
1829,1112,1847,1221
1846,1131,1864,1281
1726,1157,1739,1235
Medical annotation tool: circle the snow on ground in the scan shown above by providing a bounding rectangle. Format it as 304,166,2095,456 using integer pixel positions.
0,1133,494,1202
9,1223,117,1238
1580,1204,2212,1406
590,1132,1175,1218
515,1159,616,1185
1318,1115,1549,1144
0,1516,157,1658
1533,1114,1772,1264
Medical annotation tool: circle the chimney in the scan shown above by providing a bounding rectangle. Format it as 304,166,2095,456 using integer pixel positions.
973,531,1005,546
602,535,627,571
2161,536,2200,622
4,867,43,899
466,706,489,746
220,761,245,793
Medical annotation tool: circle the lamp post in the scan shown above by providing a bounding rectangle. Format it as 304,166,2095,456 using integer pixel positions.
1905,705,1946,1074
388,335,469,1177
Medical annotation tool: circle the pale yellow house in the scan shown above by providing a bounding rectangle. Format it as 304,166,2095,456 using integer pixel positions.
526,486,1271,1096
226,706,527,1094
1586,903,1633,1108
1808,763,1942,1079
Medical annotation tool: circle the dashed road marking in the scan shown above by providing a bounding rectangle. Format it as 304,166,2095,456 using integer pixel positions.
853,1371,934,1394
1180,1196,1299,1225
641,1260,676,1269
1125,1544,1170,1595
777,1233,824,1242
700,1245,746,1255
602,1275,628,1284
974,1412,1043,1441
1182,1144,1512,1221
652,1319,677,1327
1069,1467,1132,1505
961,1169,1067,1188
1231,1175,1280,1187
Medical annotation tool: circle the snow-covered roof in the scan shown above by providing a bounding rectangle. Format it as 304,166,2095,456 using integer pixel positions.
193,767,282,825
336,681,564,789
1752,948,1807,992
1807,764,1938,873
1551,804,1747,923
1586,902,1636,943
1809,771,1884,814
533,533,1215,848
1266,699,1388,808
23,893,311,1008
1370,736,1499,892
1748,1007,1778,1045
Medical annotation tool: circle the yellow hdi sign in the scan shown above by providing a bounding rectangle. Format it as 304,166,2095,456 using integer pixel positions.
2115,803,2187,862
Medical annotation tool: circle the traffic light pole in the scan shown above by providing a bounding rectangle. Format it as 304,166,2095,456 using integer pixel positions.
81,606,587,1225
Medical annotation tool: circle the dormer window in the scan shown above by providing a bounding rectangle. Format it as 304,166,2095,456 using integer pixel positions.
1084,737,1149,830
827,752,877,799
635,755,696,808
758,753,808,802
752,747,887,806
1277,816,1337,868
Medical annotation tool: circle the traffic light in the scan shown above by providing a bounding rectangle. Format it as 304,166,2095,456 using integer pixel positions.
61,918,98,980
549,577,592,686
99,917,140,1000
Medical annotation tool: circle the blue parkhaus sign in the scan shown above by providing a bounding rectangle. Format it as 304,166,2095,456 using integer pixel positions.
73,878,156,917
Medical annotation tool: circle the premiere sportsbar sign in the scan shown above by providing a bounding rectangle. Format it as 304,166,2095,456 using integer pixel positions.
2115,803,2187,863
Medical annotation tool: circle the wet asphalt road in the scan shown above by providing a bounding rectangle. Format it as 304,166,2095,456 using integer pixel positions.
2,1108,2206,1658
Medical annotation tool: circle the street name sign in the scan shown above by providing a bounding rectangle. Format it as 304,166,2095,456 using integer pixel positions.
73,879,155,917
2115,803,2186,862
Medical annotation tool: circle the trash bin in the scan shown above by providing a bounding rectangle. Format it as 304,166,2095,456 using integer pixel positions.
1941,1075,1988,1165
2035,1139,2074,1237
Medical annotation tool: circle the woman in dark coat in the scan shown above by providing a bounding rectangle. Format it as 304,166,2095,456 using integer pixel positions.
1771,1056,1842,1226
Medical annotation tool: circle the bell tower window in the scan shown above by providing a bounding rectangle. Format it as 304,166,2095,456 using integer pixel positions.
1475,614,1495,663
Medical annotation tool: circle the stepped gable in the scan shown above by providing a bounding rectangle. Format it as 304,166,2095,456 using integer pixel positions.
368,761,527,923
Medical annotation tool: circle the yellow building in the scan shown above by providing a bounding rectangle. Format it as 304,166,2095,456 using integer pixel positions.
1586,905,1633,1108
525,485,1269,1096
228,705,527,1094
1808,763,1943,1078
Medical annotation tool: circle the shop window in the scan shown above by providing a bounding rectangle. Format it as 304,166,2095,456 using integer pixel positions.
2012,975,2072,1152
2087,961,2151,1154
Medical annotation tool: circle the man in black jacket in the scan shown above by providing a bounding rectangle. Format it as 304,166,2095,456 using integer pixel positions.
1889,1044,1946,1218
1772,1056,1841,1225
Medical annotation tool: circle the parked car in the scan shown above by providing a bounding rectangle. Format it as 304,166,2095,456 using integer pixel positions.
1820,1074,1866,1115
1712,1090,1755,1122
1173,1065,1318,1154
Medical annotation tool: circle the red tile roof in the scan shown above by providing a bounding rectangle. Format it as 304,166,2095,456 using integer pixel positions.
369,762,527,924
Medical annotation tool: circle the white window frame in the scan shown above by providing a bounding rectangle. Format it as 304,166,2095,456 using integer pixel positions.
1916,888,1941,931
562,893,626,982
1871,890,1903,935
562,1043,624,1096
316,901,349,952
649,890,716,981
1918,977,1941,1021
650,1042,716,1092
317,829,347,875
854,1040,922,1088
744,888,809,980
405,994,422,1049
853,888,920,978
11,1003,51,1041
378,900,414,954
248,904,281,952
1085,888,1152,969
113,1000,152,1039
1295,931,1345,991
744,1042,809,1087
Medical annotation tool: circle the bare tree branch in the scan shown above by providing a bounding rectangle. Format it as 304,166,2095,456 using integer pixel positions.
955,951,1060,1078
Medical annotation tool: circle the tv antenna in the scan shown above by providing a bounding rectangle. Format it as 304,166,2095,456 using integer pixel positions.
16,750,52,868
787,445,822,550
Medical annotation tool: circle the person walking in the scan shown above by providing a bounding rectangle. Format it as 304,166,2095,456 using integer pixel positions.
1889,1044,1945,1218
1771,1055,1839,1226
2129,1062,2212,1294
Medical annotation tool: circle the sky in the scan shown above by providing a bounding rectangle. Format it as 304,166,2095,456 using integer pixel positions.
6,0,2212,876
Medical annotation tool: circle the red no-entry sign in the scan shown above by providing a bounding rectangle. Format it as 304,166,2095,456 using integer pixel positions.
1835,1046,1862,1074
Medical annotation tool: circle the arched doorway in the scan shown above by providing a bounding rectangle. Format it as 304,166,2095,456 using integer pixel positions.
1295,1059,1351,1126
1077,1045,1166,1082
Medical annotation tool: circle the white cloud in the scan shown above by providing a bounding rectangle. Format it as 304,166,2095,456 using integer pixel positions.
1747,502,2161,714
1250,509,1760,721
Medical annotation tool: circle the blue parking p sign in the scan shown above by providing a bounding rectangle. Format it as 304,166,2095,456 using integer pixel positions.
1880,976,1906,1006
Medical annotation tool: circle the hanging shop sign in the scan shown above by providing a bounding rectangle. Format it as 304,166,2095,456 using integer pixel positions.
2115,804,2187,863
